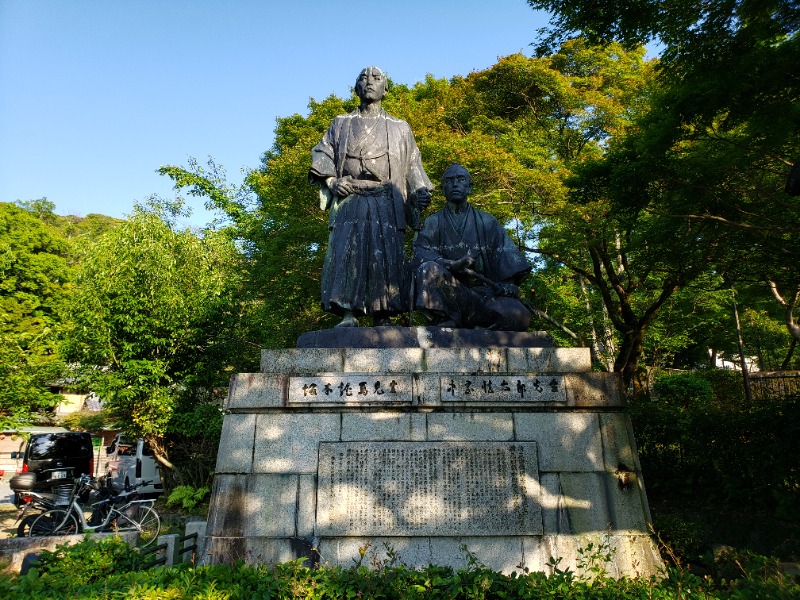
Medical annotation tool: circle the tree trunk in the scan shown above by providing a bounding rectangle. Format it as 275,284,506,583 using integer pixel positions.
614,326,647,395
781,338,797,370
768,280,800,344
578,274,605,369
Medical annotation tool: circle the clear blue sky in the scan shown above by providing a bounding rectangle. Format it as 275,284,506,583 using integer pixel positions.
0,1,549,227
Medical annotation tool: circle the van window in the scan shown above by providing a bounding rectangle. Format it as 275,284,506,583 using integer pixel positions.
29,434,93,460
117,443,136,456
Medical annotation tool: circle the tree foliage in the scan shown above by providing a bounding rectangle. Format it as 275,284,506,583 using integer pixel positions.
61,197,240,486
0,202,74,427
528,0,800,350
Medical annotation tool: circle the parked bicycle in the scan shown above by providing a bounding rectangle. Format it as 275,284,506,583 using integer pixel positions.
16,490,58,537
12,467,77,537
27,474,161,547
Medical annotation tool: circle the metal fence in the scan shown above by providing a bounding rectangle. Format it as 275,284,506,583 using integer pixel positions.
749,371,800,401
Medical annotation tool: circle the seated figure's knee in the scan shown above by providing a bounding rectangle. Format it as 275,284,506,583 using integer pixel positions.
417,260,448,280
484,296,531,331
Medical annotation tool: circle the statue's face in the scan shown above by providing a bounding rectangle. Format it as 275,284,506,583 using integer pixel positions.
442,166,472,204
356,67,386,102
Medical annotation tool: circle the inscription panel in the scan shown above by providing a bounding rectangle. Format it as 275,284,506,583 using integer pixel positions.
289,375,412,405
441,375,566,403
317,442,542,536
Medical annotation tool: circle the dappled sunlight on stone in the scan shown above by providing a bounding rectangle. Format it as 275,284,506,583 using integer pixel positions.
207,346,663,577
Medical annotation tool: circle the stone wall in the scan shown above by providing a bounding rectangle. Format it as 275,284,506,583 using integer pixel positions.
205,345,664,577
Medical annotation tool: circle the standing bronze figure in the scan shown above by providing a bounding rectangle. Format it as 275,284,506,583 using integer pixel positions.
310,67,432,327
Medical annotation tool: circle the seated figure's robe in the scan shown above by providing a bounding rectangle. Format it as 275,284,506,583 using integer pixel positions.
413,203,532,330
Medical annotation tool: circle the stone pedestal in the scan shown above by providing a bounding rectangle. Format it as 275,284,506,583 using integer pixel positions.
205,331,663,577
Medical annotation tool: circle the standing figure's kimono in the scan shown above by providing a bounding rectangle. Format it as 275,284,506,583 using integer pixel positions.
310,109,432,319
413,202,532,331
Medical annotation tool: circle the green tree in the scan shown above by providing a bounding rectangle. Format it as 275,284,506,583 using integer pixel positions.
528,0,800,351
61,197,241,487
0,202,73,427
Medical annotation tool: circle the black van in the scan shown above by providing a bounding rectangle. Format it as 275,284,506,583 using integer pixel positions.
10,432,94,503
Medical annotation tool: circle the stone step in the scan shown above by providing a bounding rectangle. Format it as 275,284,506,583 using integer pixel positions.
261,346,592,374
296,326,555,349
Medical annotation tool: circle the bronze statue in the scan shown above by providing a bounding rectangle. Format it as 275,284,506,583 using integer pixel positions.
310,66,433,327
413,164,532,331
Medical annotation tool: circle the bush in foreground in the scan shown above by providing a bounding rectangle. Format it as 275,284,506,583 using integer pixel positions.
1,537,798,599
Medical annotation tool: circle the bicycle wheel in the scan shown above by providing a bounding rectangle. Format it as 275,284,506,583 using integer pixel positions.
28,509,80,537
125,504,161,547
17,514,37,537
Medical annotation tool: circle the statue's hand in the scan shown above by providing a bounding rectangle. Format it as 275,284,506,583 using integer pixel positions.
331,176,355,197
448,255,476,273
414,188,431,211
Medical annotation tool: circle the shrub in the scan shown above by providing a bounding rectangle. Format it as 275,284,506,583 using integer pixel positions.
653,512,712,566
58,409,110,433
166,484,211,511
1,556,798,599
695,369,745,406
652,372,713,407
24,536,148,591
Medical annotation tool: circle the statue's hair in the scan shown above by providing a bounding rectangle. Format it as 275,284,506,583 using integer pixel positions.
441,164,472,185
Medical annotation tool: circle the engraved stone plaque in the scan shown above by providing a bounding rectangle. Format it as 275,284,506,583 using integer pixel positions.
317,442,542,536
440,375,566,403
289,375,412,405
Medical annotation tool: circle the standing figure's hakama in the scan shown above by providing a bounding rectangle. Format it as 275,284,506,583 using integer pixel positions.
310,109,432,319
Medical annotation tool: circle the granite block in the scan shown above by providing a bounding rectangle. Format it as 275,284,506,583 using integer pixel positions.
426,412,514,441
514,413,603,472
428,537,526,573
600,471,650,532
507,348,592,373
343,348,425,372
206,474,248,537
425,348,507,373
555,473,612,534
598,413,637,471
201,536,247,565
535,534,664,579
565,373,624,407
409,413,427,440
227,373,286,409
244,538,300,565
215,414,257,474
321,537,433,568
244,474,299,537
297,474,317,539
253,413,340,474
341,412,418,441
539,472,575,535
605,534,666,579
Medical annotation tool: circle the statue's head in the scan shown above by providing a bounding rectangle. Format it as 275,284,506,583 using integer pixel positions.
355,66,388,102
441,164,472,204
